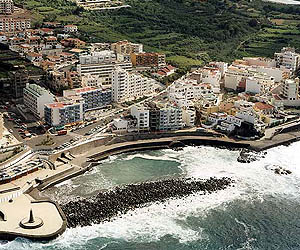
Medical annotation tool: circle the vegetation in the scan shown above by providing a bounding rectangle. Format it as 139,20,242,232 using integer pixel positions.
13,0,300,68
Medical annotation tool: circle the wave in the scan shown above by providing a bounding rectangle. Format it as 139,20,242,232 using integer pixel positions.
3,142,300,249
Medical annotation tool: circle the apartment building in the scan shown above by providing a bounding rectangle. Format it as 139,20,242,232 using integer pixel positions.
131,102,184,131
130,105,150,131
275,47,300,73
0,113,3,140
44,98,84,127
182,108,196,127
242,57,276,68
158,103,184,131
23,83,55,119
282,78,299,101
81,74,104,88
167,79,217,105
190,67,222,93
0,0,13,14
111,40,143,55
0,17,30,32
111,66,155,103
77,51,132,85
131,52,166,68
63,86,112,111
9,68,28,99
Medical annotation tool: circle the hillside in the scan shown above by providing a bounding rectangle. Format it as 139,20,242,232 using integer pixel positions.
14,0,300,68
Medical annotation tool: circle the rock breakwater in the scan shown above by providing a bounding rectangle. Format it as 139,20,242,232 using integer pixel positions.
61,177,233,228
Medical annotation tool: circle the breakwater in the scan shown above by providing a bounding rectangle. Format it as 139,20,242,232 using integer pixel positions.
61,177,233,228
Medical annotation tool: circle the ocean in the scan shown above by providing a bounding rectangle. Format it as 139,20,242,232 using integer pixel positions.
1,142,300,250
265,0,300,4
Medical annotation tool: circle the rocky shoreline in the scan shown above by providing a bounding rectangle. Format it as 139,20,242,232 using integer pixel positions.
61,177,233,228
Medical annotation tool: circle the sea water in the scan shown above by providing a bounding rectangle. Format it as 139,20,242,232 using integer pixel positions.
1,142,300,250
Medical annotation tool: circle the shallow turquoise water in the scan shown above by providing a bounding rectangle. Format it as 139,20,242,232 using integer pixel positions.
2,143,300,250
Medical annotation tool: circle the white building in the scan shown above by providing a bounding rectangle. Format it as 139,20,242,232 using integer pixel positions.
275,47,300,73
44,98,84,127
245,77,261,94
282,78,299,101
112,118,129,132
77,51,132,85
168,79,217,105
209,62,228,77
23,83,55,119
243,57,276,68
158,104,184,131
182,108,196,127
255,66,290,83
111,66,155,103
224,66,252,91
131,105,149,130
0,113,3,140
64,24,78,33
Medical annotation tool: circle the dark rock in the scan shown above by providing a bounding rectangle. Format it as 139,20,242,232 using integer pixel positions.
61,177,233,228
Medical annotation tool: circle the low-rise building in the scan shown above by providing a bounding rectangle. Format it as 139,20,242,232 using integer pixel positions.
26,52,43,62
112,116,137,133
23,83,55,119
63,24,78,33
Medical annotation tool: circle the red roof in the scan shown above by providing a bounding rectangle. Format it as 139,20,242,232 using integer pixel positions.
40,28,53,33
254,102,274,110
75,87,95,93
47,102,64,109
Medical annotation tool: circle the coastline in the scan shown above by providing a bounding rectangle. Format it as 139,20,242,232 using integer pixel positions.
1,128,300,241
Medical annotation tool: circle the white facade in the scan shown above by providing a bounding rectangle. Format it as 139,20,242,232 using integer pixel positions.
64,25,78,33
113,118,128,132
158,105,183,131
182,108,195,127
243,57,276,68
255,66,289,83
81,74,104,88
131,105,149,130
245,77,261,94
111,67,155,103
275,47,300,73
23,84,55,119
77,51,132,85
167,79,217,105
282,78,299,101
0,113,3,140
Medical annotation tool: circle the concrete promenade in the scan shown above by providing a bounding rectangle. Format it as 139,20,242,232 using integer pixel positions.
1,127,300,241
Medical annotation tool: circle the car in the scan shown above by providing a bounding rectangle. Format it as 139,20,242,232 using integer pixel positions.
9,129,13,133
